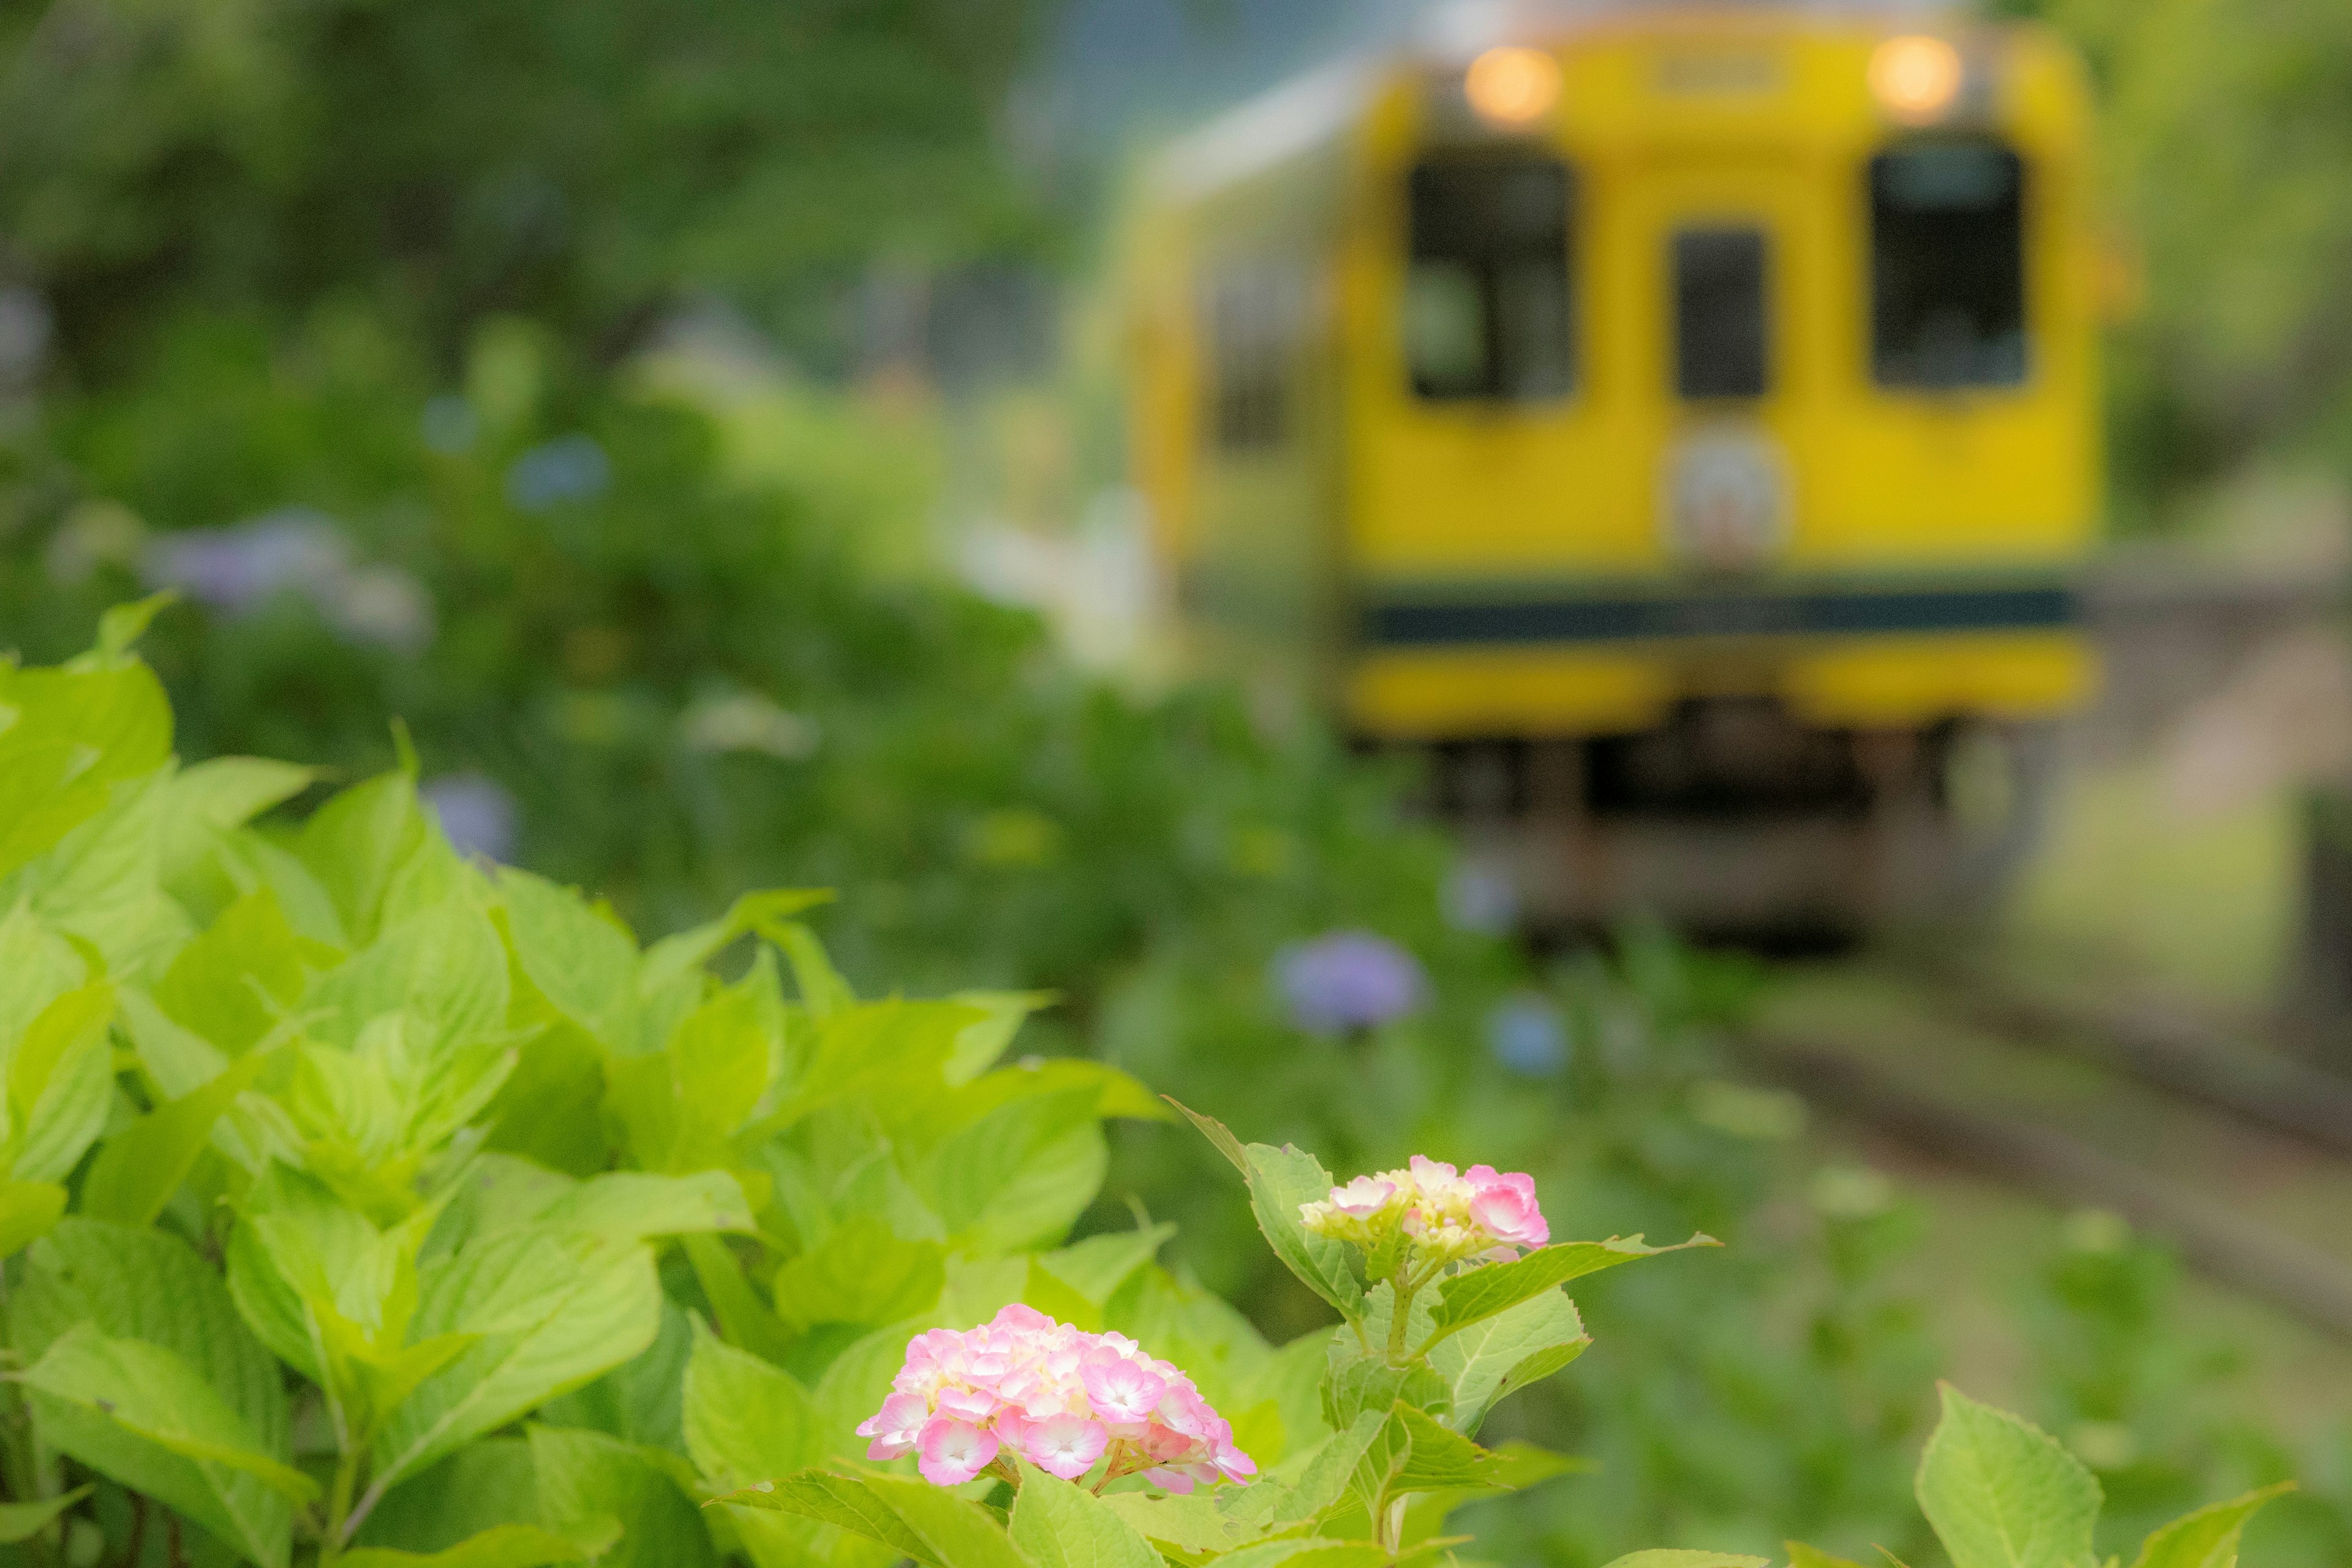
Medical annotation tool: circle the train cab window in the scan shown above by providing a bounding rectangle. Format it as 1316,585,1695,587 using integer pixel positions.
1673,227,1770,400
1870,143,2027,388
1404,156,1574,402
1206,263,1302,451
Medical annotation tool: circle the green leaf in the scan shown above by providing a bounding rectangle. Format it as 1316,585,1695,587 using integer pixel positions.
942,990,1052,1084
718,1469,1035,1568
1324,1343,1449,1431
530,1424,718,1568
1094,1492,1238,1556
167,756,315,834
341,1523,609,1568
1915,1384,2102,1568
13,1219,293,1567
682,1232,799,1365
224,1163,386,1386
9,979,118,1183
1388,1404,1506,1492
1169,1101,1360,1319
1210,1540,1392,1568
348,1437,541,1556
636,891,832,1043
307,896,510,1056
609,963,778,1170
159,759,317,903
774,922,858,1017
156,886,326,1054
1597,1555,1771,1568
813,1317,944,1453
0,659,171,884
1427,1234,1718,1343
714,1472,933,1564
682,1321,823,1490
540,1300,694,1452
774,1227,946,1331
81,1047,273,1226
0,1181,66,1258
0,1485,92,1544
928,1088,1098,1233
536,1170,756,1245
17,1324,318,1502
1427,1289,1589,1434
1223,1409,1389,1537
91,591,177,660
1033,1224,1174,1306
296,772,429,949
1786,1545,1871,1568
500,867,642,1046
366,1237,663,1499
1008,1461,1161,1568
2129,1482,2296,1568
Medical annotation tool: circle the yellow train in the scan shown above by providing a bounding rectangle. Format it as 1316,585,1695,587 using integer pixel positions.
1124,5,2109,932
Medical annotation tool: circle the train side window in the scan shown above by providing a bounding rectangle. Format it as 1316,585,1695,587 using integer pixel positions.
1673,227,1770,400
1404,156,1574,402
1205,263,1302,451
1870,143,2027,388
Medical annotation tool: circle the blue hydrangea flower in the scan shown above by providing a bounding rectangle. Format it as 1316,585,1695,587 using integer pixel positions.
505,434,611,511
1486,993,1570,1077
420,774,519,863
1272,932,1426,1035
1442,859,1520,935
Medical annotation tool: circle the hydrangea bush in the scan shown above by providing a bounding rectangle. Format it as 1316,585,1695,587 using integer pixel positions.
0,608,2302,1568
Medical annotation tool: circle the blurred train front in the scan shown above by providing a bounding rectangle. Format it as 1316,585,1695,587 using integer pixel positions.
1125,4,2106,933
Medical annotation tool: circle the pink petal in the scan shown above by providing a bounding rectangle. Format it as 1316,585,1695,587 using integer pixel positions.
916,1418,999,1487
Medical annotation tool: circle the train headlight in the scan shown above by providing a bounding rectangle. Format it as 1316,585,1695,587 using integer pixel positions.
1464,46,1561,129
1869,35,1963,124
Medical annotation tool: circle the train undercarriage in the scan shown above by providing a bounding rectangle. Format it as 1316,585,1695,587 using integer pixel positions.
1394,699,2063,940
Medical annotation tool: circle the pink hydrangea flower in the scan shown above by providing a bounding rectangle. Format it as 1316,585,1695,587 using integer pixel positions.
1301,1155,1551,1264
855,1392,930,1460
858,1303,1254,1491
1466,1164,1549,1250
918,1418,998,1486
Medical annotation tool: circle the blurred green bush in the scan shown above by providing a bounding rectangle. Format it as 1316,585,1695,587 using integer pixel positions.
0,309,1943,1563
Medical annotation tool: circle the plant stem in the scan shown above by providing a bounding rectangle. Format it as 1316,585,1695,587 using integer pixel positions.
165,1513,185,1568
318,1446,363,1566
121,1493,147,1568
1379,1496,1409,1555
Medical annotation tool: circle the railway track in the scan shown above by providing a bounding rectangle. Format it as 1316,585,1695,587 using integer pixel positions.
1738,958,2352,1340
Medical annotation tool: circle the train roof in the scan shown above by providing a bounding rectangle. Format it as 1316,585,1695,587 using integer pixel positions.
1148,0,1985,205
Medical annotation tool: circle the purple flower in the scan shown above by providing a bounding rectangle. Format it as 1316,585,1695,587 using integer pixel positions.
140,510,436,655
505,434,610,512
420,774,518,863
1273,932,1426,1035
1486,994,1569,1077
143,509,347,616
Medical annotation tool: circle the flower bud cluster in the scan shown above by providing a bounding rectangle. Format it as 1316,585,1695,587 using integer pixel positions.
1299,1154,1549,1263
856,1304,1256,1491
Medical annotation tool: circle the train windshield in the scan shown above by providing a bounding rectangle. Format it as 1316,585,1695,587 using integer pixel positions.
1673,226,1771,400
1404,156,1575,402
1870,141,2027,388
